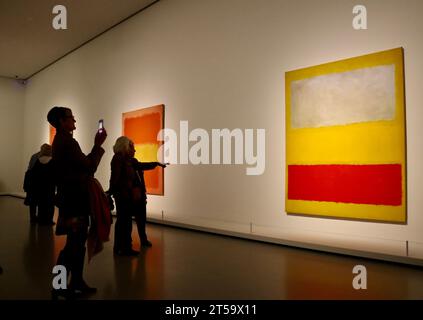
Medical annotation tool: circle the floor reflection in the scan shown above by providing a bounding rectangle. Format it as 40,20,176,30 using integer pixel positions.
23,223,56,288
111,227,165,299
1,196,423,300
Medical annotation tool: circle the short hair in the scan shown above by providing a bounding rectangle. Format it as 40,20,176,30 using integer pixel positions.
47,106,71,129
113,136,133,155
40,144,52,156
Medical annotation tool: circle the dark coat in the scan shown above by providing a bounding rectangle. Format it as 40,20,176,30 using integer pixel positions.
32,158,56,203
24,159,54,206
109,153,158,202
23,152,42,205
52,130,104,218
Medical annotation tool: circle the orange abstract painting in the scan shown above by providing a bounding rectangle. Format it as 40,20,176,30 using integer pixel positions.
123,104,165,195
49,125,56,144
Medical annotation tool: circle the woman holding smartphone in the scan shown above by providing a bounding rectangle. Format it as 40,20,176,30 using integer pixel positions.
47,106,107,297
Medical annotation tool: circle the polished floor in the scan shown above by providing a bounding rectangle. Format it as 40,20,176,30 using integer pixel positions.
1,196,423,300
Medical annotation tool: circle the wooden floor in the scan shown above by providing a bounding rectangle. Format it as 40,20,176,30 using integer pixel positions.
1,196,423,300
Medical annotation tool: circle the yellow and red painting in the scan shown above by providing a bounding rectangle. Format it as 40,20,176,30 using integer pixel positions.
285,48,406,223
123,104,165,195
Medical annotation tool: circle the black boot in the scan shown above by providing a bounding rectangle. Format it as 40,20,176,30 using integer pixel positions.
56,249,71,281
57,249,68,268
51,288,75,300
51,249,74,300
135,213,152,248
69,247,97,295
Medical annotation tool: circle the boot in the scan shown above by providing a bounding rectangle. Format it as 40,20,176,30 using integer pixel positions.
56,249,70,285
135,214,152,248
51,249,74,300
51,288,75,300
141,239,152,247
56,249,71,280
69,247,97,295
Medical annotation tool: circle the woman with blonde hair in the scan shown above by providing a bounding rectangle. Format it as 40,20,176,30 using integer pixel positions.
109,136,166,256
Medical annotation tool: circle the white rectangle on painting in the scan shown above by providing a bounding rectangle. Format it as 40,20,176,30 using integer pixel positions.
291,64,395,128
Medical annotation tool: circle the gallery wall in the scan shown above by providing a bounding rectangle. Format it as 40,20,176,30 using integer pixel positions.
0,77,25,193
20,0,423,262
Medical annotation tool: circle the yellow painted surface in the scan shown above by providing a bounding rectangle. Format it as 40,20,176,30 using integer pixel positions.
135,143,159,162
285,48,406,222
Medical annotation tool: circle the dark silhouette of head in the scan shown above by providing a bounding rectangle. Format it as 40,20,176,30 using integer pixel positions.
47,106,74,131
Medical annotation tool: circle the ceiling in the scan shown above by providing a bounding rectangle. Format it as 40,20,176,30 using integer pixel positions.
0,0,158,80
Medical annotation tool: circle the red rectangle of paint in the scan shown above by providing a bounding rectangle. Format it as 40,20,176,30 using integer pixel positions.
288,164,402,206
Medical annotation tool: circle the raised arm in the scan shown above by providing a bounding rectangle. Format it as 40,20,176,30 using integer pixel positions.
69,129,107,175
70,140,105,175
133,160,158,171
132,159,167,171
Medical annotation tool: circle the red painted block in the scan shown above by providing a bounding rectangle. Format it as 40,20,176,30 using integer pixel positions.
288,164,402,206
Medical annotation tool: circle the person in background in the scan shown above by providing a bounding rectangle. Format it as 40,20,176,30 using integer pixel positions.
30,144,56,225
47,106,107,297
109,136,167,256
24,144,51,224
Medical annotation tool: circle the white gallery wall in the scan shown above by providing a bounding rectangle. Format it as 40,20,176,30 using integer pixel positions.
0,77,25,193
20,0,423,262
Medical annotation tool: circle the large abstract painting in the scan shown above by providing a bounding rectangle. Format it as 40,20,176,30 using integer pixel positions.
285,48,406,222
123,104,165,195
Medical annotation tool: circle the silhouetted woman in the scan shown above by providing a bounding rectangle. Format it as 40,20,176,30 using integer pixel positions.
30,144,56,225
47,106,106,297
109,136,166,256
24,143,52,224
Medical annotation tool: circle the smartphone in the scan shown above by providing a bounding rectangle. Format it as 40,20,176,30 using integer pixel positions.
98,119,104,132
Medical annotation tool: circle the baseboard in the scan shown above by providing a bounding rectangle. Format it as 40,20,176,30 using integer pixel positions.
147,217,423,268
0,193,25,198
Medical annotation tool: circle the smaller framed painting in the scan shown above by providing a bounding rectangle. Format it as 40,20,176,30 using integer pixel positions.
123,104,165,195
